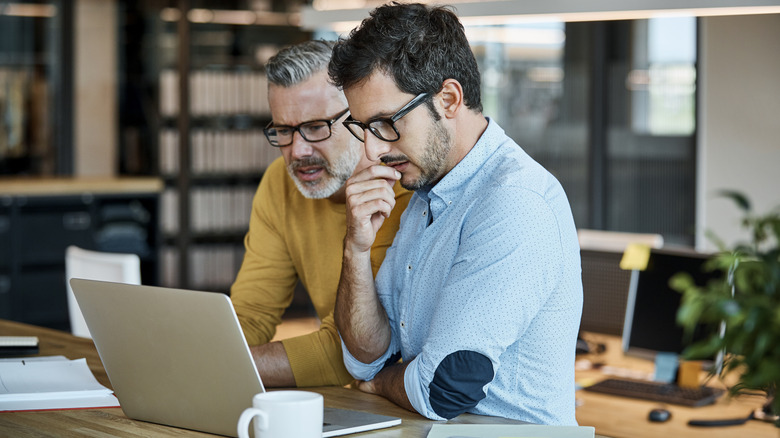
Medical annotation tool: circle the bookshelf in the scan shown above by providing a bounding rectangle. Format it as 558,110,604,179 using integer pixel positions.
119,1,309,292
0,0,73,176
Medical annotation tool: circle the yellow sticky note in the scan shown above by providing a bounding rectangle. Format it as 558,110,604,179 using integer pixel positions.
678,360,703,388
619,243,651,271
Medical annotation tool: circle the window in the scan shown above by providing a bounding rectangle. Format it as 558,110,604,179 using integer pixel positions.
470,17,698,245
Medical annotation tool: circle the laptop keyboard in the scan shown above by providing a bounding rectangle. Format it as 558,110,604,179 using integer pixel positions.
583,377,725,407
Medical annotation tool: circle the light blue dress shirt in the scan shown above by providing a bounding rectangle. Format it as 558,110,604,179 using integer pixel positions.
341,118,582,425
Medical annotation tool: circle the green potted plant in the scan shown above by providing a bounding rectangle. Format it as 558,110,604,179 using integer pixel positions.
671,191,779,426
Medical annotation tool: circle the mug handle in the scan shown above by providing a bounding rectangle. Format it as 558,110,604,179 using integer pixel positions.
237,407,269,438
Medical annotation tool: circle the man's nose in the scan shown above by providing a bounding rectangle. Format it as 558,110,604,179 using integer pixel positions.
289,131,313,160
364,133,391,162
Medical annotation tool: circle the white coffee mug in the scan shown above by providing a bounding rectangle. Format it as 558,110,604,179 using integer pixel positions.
237,390,323,438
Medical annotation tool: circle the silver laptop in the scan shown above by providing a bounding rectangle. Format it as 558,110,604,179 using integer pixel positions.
70,278,401,437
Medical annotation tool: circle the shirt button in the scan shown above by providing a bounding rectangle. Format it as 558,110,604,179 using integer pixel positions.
400,321,406,328
422,211,427,216
407,265,412,271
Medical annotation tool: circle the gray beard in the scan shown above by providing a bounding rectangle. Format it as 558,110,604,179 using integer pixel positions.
286,147,360,199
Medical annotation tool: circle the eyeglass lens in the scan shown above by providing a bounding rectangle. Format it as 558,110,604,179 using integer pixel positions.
267,121,330,145
344,92,429,143
265,109,348,147
345,120,398,143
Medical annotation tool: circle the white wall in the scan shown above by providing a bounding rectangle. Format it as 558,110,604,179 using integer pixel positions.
697,13,780,251
74,0,117,176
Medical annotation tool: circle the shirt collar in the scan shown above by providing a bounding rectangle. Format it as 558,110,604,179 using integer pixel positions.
424,117,503,211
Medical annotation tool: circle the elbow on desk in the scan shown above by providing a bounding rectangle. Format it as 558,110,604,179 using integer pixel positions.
425,350,493,420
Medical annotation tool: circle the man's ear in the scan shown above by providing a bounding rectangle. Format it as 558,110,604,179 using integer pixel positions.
437,79,464,119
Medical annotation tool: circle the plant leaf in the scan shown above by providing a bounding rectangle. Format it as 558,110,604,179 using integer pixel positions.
718,190,751,212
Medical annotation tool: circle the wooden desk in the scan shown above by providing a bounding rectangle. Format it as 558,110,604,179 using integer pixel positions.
575,332,778,438
0,320,530,437
3,320,776,438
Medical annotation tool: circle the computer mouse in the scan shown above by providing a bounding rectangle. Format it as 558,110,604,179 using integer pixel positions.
648,408,672,423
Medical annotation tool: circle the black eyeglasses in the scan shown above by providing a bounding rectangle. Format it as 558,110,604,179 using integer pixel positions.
342,93,430,143
263,108,349,147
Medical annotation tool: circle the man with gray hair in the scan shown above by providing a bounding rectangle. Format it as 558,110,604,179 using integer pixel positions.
230,40,410,387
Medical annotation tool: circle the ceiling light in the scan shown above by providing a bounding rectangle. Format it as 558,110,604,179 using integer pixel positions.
0,3,57,17
301,0,780,31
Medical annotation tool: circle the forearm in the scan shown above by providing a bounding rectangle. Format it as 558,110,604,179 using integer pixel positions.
335,245,392,363
337,164,400,364
358,361,414,413
249,341,296,387
281,316,355,387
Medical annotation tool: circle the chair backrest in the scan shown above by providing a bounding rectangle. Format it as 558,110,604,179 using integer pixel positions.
65,245,141,338
577,230,663,335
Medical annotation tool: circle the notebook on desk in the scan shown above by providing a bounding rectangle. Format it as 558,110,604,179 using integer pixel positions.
70,278,401,438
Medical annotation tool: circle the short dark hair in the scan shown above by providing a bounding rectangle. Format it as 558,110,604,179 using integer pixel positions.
328,2,482,113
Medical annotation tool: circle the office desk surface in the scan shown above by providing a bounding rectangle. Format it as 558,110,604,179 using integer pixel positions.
575,332,778,438
2,319,776,437
1,319,581,438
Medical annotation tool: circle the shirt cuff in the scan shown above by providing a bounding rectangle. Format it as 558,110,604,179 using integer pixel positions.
340,337,395,381
404,356,446,420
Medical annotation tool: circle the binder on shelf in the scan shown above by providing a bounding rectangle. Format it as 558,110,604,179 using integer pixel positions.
159,69,270,117
159,129,278,176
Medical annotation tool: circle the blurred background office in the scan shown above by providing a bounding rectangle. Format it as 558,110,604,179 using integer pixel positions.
1,0,779,331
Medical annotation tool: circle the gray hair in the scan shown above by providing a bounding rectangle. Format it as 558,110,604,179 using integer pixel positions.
265,40,336,87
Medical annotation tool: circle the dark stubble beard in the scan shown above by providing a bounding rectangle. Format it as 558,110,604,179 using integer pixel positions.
398,119,453,192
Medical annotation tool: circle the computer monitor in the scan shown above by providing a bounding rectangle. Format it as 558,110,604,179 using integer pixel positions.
621,248,722,361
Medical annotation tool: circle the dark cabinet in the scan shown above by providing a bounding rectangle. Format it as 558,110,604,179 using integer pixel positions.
0,178,161,331
18,202,94,265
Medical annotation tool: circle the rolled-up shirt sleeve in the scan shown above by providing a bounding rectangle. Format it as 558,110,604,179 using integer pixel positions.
404,356,448,420
340,332,400,381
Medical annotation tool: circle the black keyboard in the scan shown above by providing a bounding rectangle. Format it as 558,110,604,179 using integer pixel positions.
583,378,725,407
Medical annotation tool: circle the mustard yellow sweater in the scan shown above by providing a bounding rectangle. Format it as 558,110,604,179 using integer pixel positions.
231,156,411,387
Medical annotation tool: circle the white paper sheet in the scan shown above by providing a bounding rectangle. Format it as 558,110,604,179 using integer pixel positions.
427,423,595,438
0,357,119,411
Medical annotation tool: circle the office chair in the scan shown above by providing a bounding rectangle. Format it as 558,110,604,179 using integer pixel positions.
65,245,141,338
578,229,663,336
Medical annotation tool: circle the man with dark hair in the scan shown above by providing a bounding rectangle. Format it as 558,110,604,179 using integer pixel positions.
330,3,582,424
230,40,410,388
